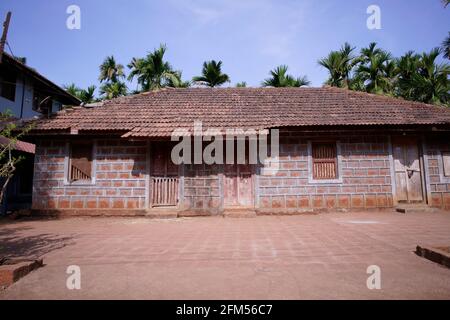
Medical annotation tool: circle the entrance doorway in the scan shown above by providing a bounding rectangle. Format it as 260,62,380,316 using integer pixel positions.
150,142,179,207
392,137,424,203
223,164,254,208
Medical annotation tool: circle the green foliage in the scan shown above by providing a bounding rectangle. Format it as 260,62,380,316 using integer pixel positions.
236,82,247,87
99,81,128,100
354,43,394,94
318,42,356,88
79,85,97,103
0,110,33,206
262,65,310,87
319,42,450,106
442,32,450,60
64,83,80,97
406,48,450,105
97,55,128,100
128,44,188,92
193,60,230,87
64,84,97,103
99,56,125,83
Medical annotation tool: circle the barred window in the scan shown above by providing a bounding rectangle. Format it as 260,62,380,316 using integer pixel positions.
312,142,338,180
69,142,93,182
443,151,450,177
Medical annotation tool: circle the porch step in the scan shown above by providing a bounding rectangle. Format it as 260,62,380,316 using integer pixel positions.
395,204,440,214
145,210,178,219
177,210,212,217
223,209,257,218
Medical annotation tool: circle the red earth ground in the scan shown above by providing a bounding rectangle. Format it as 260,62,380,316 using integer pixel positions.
1,211,450,299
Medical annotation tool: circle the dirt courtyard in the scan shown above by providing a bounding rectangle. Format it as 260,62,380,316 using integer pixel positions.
1,211,450,299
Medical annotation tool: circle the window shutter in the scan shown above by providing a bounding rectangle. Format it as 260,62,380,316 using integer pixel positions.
70,143,93,181
312,143,338,179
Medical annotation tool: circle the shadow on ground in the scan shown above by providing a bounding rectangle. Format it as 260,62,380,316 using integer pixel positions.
0,222,74,261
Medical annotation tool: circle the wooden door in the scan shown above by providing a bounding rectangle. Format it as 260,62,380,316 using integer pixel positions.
150,142,179,207
392,137,424,203
224,164,254,208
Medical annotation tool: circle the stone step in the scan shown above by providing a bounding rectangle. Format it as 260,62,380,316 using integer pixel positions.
395,205,441,214
177,210,212,217
223,209,257,218
145,210,178,219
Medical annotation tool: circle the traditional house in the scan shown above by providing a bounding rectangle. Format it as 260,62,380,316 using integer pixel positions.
29,87,450,216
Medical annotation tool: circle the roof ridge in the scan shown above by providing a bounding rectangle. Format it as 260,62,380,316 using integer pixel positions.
324,86,447,109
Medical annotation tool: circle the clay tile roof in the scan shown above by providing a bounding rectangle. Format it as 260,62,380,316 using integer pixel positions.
0,136,35,154
31,87,450,137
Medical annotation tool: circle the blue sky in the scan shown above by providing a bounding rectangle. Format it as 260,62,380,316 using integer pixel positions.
1,0,449,93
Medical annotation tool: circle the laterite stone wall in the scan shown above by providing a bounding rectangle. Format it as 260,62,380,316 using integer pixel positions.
32,139,147,213
425,136,450,210
257,130,394,212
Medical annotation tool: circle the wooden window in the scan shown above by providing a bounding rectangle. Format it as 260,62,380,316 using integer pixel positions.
443,151,450,177
0,68,16,101
312,142,338,180
69,142,93,182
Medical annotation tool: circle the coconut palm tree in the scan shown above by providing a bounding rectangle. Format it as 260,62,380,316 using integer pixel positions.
99,56,125,83
318,42,356,87
64,84,97,103
348,76,366,92
78,85,97,104
166,71,191,88
64,83,81,97
128,44,185,91
99,81,127,100
354,43,394,94
358,42,384,64
193,60,230,87
396,51,421,99
442,32,450,60
262,65,310,87
409,48,450,105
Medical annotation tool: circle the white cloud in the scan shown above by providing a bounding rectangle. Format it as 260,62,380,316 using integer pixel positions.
190,6,222,25
168,0,313,60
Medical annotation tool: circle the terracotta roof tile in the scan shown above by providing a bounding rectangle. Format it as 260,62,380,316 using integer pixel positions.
31,87,450,137
0,136,35,154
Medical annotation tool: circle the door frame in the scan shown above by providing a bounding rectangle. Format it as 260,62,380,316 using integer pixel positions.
222,164,256,209
390,135,428,205
148,141,181,209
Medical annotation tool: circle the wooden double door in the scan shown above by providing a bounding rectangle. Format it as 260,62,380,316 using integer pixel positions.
223,164,254,208
392,137,425,203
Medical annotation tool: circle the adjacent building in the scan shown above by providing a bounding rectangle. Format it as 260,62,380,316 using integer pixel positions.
0,52,80,119
0,52,80,213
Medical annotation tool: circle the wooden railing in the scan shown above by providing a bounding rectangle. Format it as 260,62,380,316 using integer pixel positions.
70,165,91,182
312,143,337,180
151,177,179,207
